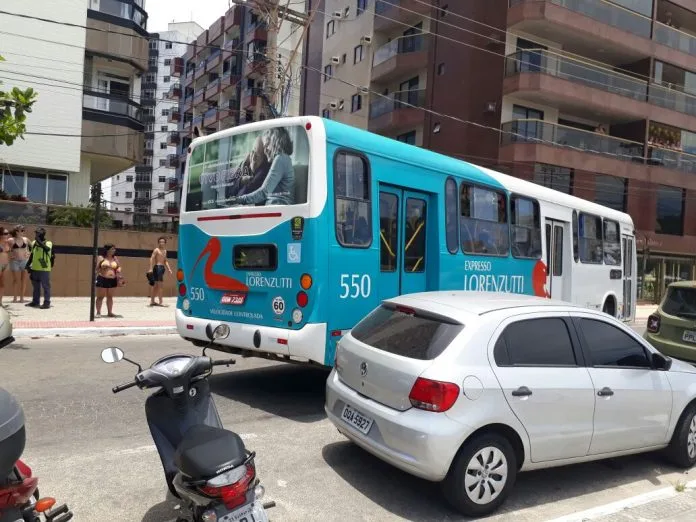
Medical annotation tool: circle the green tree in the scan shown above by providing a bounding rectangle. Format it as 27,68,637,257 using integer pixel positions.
1,55,38,146
47,204,113,229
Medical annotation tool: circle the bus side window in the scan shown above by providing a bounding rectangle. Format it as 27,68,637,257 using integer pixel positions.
572,211,579,262
460,184,509,256
578,213,603,264
510,196,541,259
603,219,621,266
334,151,371,248
445,177,459,254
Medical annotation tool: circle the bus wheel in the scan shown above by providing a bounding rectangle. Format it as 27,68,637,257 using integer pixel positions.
602,298,616,317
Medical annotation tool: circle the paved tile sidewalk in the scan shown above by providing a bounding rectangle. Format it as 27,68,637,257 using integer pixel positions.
4,296,176,329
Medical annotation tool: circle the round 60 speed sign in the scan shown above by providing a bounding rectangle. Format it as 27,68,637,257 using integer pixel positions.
272,296,285,316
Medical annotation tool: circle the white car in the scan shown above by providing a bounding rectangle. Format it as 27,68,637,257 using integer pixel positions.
325,292,696,517
0,306,14,349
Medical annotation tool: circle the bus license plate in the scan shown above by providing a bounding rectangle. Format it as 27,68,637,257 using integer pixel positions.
341,404,373,435
683,330,696,344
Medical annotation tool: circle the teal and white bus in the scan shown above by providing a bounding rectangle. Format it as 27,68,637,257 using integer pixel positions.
175,116,636,366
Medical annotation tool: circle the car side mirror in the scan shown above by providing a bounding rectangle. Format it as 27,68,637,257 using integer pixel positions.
652,352,672,371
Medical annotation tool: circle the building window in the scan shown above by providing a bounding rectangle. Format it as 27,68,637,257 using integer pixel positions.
116,191,120,197
438,63,445,75
160,125,168,132
157,209,164,214
322,108,331,119
125,192,133,199
460,184,509,256
326,20,336,38
324,64,332,81
354,44,364,64
656,185,684,236
396,131,416,145
440,4,449,17
163,76,170,83
357,0,367,14
149,40,158,50
126,208,132,212
512,105,544,140
164,59,171,66
351,94,362,112
126,175,133,182
160,142,168,149
159,176,167,183
595,174,626,212
1,170,68,205
158,192,165,199
165,41,173,49
334,151,371,248
159,159,166,167
533,163,572,194
162,108,170,116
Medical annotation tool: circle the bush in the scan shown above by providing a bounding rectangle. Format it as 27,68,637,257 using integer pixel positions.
47,204,113,229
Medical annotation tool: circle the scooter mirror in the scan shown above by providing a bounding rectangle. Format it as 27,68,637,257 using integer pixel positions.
212,324,230,340
101,347,124,364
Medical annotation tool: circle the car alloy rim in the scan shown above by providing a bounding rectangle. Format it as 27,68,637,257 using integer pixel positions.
464,446,508,505
688,415,696,459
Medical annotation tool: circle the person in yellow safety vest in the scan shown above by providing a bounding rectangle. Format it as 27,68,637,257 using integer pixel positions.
25,227,54,309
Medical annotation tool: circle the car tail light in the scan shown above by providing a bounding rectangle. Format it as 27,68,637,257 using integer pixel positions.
178,283,186,296
297,291,309,307
409,377,460,412
647,314,661,333
199,463,255,510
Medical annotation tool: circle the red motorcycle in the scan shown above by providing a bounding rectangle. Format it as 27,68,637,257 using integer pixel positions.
0,388,72,522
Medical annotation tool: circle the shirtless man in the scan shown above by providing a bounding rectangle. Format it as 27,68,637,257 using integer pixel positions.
149,237,172,306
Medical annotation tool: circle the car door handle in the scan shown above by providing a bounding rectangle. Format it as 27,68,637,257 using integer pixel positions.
597,387,614,397
512,386,532,397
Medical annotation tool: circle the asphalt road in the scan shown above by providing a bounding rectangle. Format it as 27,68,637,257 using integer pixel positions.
5,328,696,522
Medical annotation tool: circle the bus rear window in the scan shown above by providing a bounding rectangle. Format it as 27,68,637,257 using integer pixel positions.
185,124,310,211
351,304,464,360
233,245,277,270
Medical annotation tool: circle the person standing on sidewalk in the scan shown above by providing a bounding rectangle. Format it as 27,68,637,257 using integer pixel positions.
0,227,11,307
26,228,53,309
95,244,123,318
149,236,172,307
9,225,30,303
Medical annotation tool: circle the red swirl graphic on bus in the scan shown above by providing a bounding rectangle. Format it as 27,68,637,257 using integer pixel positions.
191,237,249,292
532,260,551,298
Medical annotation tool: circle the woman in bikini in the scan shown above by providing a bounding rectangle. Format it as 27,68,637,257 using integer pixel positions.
95,243,123,317
0,228,11,307
9,225,30,303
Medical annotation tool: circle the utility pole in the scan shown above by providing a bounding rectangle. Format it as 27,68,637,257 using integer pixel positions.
89,182,102,322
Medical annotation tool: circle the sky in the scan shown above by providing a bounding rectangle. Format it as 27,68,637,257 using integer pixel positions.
146,0,236,33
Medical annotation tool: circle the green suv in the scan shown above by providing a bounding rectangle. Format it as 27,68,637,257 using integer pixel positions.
645,281,696,362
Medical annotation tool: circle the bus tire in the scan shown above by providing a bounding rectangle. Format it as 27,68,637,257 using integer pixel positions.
602,298,616,317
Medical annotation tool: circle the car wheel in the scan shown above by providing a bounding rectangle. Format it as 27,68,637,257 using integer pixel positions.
666,403,696,468
442,433,517,517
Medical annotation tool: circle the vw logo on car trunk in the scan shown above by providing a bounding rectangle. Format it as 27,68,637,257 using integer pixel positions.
360,361,368,377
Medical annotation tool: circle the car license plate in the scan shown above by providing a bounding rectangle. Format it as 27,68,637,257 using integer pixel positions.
223,503,268,522
683,330,696,344
341,404,373,435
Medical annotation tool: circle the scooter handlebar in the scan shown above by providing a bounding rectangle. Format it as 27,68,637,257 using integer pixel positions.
212,358,236,367
112,380,137,393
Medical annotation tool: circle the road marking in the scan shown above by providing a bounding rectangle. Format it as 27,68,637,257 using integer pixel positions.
546,480,696,522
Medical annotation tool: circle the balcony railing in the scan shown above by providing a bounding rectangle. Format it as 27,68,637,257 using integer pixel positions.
373,34,427,67
500,119,644,160
375,0,399,14
504,49,648,101
370,89,426,119
648,83,696,118
166,154,179,168
648,147,696,175
509,0,652,39
193,115,203,127
89,0,147,30
82,89,142,122
653,22,696,56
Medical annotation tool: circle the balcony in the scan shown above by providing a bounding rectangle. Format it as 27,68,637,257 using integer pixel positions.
184,66,195,87
219,99,239,127
87,0,147,31
248,23,268,42
371,34,429,84
222,72,242,92
166,202,180,214
142,79,157,90
167,177,178,190
245,52,267,78
195,60,207,80
134,178,152,190
193,89,205,108
206,49,222,72
165,154,179,168
183,93,193,112
82,89,142,125
205,78,222,100
195,30,208,57
369,89,426,134
209,16,224,42
192,114,204,129
167,131,180,146
141,95,156,107
204,107,219,127
170,57,184,77
374,0,432,32
168,82,182,99
653,20,696,55
168,110,181,124
135,165,151,175
504,48,696,129
224,37,240,52
242,87,261,109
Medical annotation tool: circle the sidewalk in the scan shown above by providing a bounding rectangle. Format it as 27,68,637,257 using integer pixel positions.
5,297,176,338
635,303,656,322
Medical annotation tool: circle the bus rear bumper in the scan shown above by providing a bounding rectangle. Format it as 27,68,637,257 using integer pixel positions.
175,309,328,365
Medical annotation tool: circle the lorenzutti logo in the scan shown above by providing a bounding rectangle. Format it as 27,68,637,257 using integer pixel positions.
360,362,368,377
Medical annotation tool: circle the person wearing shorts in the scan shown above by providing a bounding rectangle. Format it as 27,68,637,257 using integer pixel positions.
0,228,11,307
95,243,123,317
10,225,29,303
149,236,172,307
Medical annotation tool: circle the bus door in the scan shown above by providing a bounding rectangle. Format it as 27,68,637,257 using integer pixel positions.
378,186,429,301
544,219,567,300
622,235,635,321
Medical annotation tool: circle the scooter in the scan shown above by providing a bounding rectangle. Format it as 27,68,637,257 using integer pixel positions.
101,323,274,522
0,388,73,522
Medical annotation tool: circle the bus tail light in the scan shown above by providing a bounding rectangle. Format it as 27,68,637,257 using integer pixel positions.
179,284,187,297
647,314,661,333
176,269,184,282
297,291,308,307
300,274,312,290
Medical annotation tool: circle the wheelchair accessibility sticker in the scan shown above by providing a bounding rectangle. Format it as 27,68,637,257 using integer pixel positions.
287,243,301,264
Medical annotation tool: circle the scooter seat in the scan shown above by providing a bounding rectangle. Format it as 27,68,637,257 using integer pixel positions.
174,425,247,480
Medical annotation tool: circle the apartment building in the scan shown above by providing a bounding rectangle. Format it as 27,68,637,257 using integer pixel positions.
109,22,203,223
319,0,696,303
0,0,148,206
167,1,308,214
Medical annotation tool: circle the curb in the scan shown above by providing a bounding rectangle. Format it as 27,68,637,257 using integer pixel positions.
13,326,178,339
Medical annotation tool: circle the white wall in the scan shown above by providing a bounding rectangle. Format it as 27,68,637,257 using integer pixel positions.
0,0,87,173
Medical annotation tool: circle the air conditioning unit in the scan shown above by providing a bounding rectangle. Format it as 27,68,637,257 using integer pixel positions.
332,10,343,19
361,35,372,45
329,101,339,110
331,56,341,65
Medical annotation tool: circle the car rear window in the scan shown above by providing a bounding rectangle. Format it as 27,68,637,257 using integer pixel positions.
350,304,464,360
662,287,696,319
